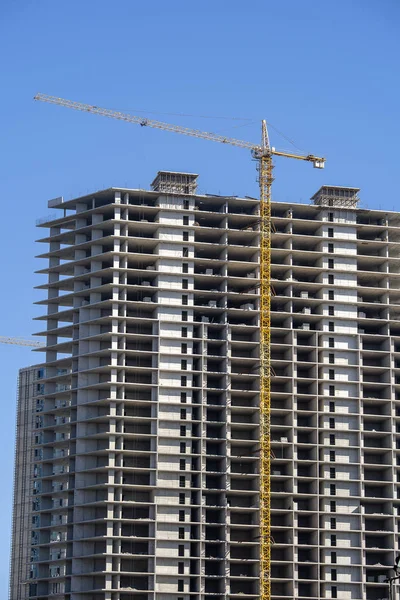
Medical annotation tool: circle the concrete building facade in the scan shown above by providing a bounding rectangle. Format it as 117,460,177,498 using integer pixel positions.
269,187,400,600
10,366,45,600
10,173,400,600
23,172,260,600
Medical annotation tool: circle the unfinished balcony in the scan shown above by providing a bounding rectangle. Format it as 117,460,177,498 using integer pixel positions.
364,483,392,500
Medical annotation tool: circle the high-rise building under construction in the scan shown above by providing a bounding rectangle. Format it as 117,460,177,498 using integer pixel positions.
10,172,400,600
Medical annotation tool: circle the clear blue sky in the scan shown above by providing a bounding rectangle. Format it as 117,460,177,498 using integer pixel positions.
0,0,399,592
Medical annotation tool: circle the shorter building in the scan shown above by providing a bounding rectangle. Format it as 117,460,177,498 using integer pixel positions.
10,365,44,600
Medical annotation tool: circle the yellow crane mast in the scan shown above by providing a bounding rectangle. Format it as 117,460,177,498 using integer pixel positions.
34,93,325,600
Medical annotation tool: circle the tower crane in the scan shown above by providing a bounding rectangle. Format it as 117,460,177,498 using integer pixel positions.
0,336,44,348
34,92,325,600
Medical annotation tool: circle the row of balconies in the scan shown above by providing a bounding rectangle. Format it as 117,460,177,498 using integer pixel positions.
272,245,396,262
272,289,400,309
271,260,394,276
39,328,260,356
31,527,258,549
40,195,395,230
38,290,260,318
42,243,260,269
39,208,259,237
34,379,259,401
270,207,392,227
271,320,400,337
271,257,394,276
270,380,398,397
39,394,257,416
271,221,385,239
270,410,398,424
269,433,391,450
37,407,400,433
270,237,392,254
38,314,258,340
30,558,257,579
270,483,399,501
272,358,400,371
270,273,393,292
40,297,261,321
35,351,260,378
42,273,262,299
39,223,259,255
34,452,400,482
270,400,400,416
39,263,262,290
36,416,258,439
272,300,389,316
39,379,247,401
33,478,400,505
40,410,398,435
270,368,400,383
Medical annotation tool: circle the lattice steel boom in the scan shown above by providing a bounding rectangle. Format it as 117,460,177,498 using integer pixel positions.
0,336,44,348
34,93,325,600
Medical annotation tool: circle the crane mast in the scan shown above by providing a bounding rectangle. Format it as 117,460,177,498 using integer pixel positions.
34,93,325,600
258,120,273,600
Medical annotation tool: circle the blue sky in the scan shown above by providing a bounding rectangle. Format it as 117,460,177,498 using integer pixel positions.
0,0,399,592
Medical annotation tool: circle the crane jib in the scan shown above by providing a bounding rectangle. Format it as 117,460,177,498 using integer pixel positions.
33,93,325,164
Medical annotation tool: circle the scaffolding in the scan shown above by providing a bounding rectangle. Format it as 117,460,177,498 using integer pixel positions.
151,171,198,195
311,185,360,209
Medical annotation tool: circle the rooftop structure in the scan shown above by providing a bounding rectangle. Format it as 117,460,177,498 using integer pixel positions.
151,171,199,195
311,185,360,209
